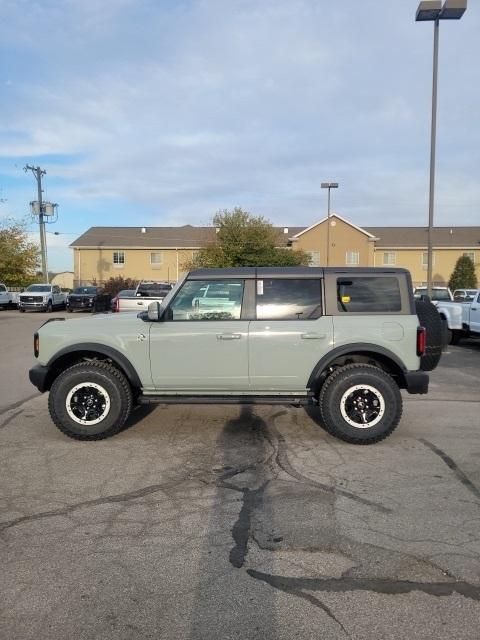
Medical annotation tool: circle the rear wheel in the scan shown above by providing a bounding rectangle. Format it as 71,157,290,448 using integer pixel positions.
319,364,402,445
49,361,133,440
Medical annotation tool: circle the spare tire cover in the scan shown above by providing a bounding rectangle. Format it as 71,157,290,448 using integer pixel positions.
415,300,442,371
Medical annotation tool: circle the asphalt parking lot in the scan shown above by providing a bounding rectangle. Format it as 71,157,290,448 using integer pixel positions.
0,308,479,639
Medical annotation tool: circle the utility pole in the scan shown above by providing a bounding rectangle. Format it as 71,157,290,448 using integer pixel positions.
24,164,48,282
321,182,339,267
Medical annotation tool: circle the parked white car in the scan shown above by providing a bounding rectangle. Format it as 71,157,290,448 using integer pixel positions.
437,290,480,344
453,288,478,301
18,284,67,313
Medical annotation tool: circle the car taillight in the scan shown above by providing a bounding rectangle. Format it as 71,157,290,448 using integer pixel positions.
417,327,426,357
34,332,39,358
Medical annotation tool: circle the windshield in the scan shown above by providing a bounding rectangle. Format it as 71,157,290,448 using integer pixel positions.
73,287,98,294
26,285,51,292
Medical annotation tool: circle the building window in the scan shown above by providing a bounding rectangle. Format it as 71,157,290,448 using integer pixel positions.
383,251,396,265
307,251,321,267
150,251,164,267
422,252,435,269
113,251,125,267
346,251,360,266
463,252,475,263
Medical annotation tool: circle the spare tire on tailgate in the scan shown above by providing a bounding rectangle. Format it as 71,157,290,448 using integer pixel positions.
415,300,442,371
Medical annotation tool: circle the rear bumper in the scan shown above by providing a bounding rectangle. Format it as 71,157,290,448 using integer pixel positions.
29,364,49,392
404,371,429,395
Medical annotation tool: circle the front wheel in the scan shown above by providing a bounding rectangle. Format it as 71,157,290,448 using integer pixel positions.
49,361,133,440
46,301,53,313
319,364,402,445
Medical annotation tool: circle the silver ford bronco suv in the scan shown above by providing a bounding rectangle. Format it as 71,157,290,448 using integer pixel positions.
29,267,442,444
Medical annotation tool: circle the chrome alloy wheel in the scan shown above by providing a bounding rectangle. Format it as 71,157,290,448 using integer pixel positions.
340,384,385,429
65,382,111,426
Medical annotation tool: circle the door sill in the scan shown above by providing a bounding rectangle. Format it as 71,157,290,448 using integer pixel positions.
138,394,315,406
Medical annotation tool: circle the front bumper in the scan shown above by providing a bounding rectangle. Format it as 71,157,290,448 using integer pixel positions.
29,364,50,392
19,301,48,310
68,300,95,310
404,371,429,395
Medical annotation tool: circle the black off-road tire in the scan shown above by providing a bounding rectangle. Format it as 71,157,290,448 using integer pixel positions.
415,300,442,371
19,308,25,313
48,361,133,441
319,364,403,445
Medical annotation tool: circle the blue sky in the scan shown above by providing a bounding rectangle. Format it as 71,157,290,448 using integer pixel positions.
0,0,479,271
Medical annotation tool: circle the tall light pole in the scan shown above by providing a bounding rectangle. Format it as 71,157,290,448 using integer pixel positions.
321,182,338,267
415,0,467,297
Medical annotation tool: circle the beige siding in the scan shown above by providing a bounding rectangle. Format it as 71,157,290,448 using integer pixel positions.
374,248,480,286
293,217,374,267
73,248,198,286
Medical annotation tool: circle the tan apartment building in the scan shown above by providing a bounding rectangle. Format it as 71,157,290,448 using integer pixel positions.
70,214,480,287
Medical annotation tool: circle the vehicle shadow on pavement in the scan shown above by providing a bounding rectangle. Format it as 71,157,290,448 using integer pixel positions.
121,403,157,431
187,405,278,639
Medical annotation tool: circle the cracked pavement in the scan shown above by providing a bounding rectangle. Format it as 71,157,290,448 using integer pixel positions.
1,311,480,639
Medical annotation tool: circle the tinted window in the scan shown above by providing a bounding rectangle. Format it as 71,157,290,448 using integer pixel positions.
168,279,244,320
73,287,98,294
256,279,322,320
337,277,401,312
137,283,173,297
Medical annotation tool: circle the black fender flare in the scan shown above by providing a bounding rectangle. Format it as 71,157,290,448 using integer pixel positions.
307,343,407,389
47,343,142,389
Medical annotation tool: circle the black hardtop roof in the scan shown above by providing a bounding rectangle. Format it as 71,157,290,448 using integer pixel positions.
188,267,409,280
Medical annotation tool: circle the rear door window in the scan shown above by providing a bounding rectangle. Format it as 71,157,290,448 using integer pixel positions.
337,277,401,312
256,279,322,320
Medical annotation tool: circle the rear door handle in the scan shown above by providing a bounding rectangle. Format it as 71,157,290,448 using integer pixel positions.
217,333,242,340
301,333,327,339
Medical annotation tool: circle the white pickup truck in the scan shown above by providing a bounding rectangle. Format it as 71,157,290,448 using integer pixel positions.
18,284,67,313
118,281,173,313
437,289,480,344
0,283,20,309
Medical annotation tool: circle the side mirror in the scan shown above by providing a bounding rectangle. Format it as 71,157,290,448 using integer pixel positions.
147,301,164,321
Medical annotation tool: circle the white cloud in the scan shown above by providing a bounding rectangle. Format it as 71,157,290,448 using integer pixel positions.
0,0,479,250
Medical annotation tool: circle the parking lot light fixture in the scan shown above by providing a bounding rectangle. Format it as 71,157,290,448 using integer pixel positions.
321,182,338,267
415,0,467,297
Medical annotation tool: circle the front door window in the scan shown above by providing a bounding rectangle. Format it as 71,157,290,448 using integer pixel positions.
167,279,245,321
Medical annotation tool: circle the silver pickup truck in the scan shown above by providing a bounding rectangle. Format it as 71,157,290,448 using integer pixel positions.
437,289,480,344
118,281,173,312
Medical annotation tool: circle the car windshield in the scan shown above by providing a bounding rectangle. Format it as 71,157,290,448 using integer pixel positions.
26,285,51,292
72,287,98,294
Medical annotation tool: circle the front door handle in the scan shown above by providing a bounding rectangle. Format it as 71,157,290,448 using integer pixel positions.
301,333,327,339
217,333,242,340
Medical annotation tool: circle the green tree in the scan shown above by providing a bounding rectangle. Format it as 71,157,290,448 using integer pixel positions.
0,218,39,286
183,208,310,269
448,255,477,291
